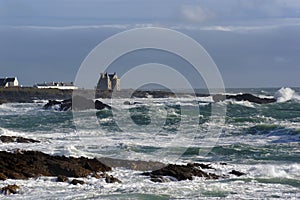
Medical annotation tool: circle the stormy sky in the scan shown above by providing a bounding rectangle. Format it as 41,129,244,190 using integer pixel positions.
0,0,299,88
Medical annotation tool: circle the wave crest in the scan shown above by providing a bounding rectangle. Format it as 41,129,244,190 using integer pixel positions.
274,87,300,102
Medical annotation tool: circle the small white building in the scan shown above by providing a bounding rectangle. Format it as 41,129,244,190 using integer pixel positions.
34,82,78,90
0,77,19,87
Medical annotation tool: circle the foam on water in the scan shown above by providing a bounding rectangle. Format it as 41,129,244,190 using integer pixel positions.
275,87,300,102
0,88,300,199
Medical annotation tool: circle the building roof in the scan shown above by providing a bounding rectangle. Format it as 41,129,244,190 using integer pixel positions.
0,77,17,86
6,77,17,82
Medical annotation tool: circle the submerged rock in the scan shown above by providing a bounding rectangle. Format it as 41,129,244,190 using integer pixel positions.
43,96,111,111
229,170,246,177
0,135,40,143
213,93,276,104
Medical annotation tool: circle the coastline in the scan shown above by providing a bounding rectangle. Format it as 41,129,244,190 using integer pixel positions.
0,87,209,104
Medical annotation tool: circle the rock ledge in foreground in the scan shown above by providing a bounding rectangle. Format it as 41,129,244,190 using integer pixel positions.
0,151,111,180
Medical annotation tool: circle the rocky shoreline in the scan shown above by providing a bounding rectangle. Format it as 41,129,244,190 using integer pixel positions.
0,87,277,105
0,135,246,196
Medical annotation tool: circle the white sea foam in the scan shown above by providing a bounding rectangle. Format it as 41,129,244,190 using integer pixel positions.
228,100,255,108
274,87,300,102
0,91,299,199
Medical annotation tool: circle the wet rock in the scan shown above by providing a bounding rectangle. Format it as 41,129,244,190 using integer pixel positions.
70,179,85,185
104,174,122,184
95,100,111,110
229,170,246,177
57,175,69,182
43,96,111,111
142,163,220,182
213,93,276,104
0,135,40,143
1,184,20,195
98,157,165,171
0,151,111,180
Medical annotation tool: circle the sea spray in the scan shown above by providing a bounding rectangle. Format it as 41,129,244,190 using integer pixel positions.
274,87,299,102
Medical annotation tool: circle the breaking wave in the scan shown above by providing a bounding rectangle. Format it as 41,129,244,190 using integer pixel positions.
275,87,300,103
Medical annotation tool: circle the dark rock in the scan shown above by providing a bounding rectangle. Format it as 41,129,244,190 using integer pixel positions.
57,175,69,182
1,184,20,195
0,173,7,181
43,100,62,110
142,163,220,182
97,157,166,171
0,150,111,180
43,96,111,111
70,179,85,185
0,135,40,143
213,93,276,104
104,174,122,183
95,100,111,110
229,170,246,177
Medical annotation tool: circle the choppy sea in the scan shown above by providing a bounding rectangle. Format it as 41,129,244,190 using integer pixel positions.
0,87,299,199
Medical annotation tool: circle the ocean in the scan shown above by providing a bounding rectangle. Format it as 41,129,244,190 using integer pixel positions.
0,87,299,199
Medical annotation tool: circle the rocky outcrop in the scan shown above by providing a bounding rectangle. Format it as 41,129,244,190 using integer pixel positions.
141,163,220,182
0,135,39,143
1,185,20,195
57,175,69,182
213,93,276,104
104,173,122,183
43,96,111,111
0,87,72,103
70,179,85,185
97,157,166,171
0,151,111,180
0,149,245,185
229,170,246,177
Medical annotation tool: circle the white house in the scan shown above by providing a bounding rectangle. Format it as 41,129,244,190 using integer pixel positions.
0,77,19,87
34,82,78,90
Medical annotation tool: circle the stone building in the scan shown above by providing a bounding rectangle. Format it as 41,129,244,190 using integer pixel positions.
97,72,120,91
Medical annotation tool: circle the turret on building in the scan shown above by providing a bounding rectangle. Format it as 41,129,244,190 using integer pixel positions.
97,72,120,91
